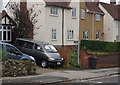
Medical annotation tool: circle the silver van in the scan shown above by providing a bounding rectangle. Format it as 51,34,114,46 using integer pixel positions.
15,38,64,68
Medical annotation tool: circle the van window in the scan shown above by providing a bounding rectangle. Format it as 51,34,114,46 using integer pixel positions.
16,40,25,47
43,45,57,53
25,42,34,49
35,44,43,52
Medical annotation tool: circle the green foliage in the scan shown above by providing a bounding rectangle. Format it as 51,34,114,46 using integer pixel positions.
81,40,120,52
69,51,83,69
0,50,8,61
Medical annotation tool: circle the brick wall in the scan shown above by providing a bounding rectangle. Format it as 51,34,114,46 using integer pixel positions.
55,45,77,68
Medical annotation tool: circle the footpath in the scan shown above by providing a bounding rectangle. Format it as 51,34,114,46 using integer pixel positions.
1,67,120,84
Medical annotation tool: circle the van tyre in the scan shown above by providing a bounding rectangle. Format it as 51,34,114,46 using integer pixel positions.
41,60,48,68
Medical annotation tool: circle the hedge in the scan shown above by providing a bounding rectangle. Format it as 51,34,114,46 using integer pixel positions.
80,40,120,52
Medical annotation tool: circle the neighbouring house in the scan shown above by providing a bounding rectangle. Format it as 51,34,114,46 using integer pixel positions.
79,0,104,41
99,0,120,42
5,0,80,46
0,10,16,42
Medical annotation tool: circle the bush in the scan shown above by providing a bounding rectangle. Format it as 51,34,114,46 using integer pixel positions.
0,50,8,61
81,40,120,52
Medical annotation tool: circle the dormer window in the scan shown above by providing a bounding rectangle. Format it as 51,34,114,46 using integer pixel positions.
72,8,76,18
81,9,85,19
96,14,101,21
50,7,58,16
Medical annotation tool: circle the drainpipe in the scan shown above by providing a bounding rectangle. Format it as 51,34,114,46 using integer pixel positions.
62,8,64,47
92,13,95,40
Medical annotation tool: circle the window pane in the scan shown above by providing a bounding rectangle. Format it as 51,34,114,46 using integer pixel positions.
3,26,6,30
8,31,11,40
3,31,6,40
25,42,34,49
8,26,11,30
0,26,2,29
0,31,2,40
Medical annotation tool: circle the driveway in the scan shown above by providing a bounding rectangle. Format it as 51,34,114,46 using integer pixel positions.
35,66,63,74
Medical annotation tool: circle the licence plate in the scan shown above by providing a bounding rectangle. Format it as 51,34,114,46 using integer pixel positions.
57,62,61,65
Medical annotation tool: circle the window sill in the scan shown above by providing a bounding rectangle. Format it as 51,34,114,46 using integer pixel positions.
72,17,77,19
67,39,74,41
50,14,58,17
51,39,57,41
81,18,85,20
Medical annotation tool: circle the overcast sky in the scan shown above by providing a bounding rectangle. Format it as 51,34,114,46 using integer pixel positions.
2,0,120,9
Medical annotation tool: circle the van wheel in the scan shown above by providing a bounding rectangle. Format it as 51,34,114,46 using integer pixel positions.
41,60,48,68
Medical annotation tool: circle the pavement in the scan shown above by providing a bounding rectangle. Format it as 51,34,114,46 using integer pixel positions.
1,67,120,84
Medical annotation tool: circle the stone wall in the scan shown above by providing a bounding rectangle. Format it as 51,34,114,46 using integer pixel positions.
2,59,36,77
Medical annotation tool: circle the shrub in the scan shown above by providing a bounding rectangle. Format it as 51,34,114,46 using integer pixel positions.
81,40,120,52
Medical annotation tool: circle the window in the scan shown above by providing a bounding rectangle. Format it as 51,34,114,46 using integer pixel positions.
96,14,101,21
25,42,34,49
0,26,11,41
67,30,74,40
16,40,26,47
83,31,88,40
72,8,76,18
52,29,57,40
81,9,85,19
50,7,58,16
96,31,100,40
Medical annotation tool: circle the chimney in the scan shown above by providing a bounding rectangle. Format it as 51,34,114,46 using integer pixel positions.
110,0,116,5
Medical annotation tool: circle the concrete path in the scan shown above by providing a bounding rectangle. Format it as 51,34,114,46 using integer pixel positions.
2,67,120,84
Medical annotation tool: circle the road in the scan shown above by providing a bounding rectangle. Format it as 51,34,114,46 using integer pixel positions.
63,74,120,84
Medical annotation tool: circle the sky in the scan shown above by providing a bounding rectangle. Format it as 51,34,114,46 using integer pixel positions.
2,0,120,9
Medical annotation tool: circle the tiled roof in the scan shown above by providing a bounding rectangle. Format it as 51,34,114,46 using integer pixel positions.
44,0,71,9
86,2,104,15
100,2,120,21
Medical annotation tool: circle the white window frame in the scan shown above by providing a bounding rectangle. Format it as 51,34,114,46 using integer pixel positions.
72,8,76,18
81,9,85,19
96,31,100,40
67,30,74,40
83,31,88,40
50,7,58,16
51,29,57,40
0,25,11,42
96,14,101,21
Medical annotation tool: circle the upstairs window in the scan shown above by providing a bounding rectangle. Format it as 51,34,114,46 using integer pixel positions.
96,14,101,21
83,31,88,40
67,30,74,40
81,9,85,19
50,7,58,16
72,8,76,18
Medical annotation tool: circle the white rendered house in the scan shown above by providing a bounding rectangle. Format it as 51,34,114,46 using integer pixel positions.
99,2,120,42
6,0,80,46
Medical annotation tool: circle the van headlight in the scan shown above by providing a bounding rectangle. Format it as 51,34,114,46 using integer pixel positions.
48,57,55,61
61,58,64,60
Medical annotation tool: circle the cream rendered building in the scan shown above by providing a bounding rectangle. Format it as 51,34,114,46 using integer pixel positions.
6,0,80,46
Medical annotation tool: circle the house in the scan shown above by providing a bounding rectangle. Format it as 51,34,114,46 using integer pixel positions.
79,1,104,41
0,10,16,42
5,0,80,46
99,0,120,42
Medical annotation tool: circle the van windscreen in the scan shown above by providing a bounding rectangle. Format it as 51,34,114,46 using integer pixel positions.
43,45,57,53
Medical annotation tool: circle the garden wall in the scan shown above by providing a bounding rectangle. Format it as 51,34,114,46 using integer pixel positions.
81,50,120,68
2,59,36,77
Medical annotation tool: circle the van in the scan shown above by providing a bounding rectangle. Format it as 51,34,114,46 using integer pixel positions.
15,38,64,68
